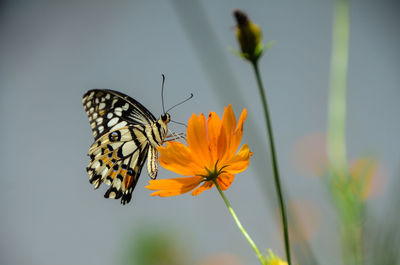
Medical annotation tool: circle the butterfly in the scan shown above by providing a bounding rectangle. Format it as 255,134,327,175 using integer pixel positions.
82,88,171,205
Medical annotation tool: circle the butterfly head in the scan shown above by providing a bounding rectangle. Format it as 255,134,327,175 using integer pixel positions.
157,113,171,143
161,113,171,124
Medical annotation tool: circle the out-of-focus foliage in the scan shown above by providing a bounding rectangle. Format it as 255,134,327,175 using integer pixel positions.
363,168,400,265
121,224,190,265
197,253,243,265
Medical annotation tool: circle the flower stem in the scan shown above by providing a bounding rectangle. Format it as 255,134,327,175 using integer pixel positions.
213,180,267,265
328,0,350,177
251,60,292,265
327,1,363,264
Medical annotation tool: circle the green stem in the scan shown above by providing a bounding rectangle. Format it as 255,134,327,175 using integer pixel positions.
327,1,364,264
213,180,267,265
328,0,350,177
251,61,292,265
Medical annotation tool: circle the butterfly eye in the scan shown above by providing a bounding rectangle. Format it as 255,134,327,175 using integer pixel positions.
161,113,170,123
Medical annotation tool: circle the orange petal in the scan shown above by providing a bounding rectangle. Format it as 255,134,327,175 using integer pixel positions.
207,112,222,164
217,125,227,161
191,180,214,196
186,113,212,167
207,112,228,162
158,142,204,176
146,176,203,197
216,173,235,190
224,144,252,174
229,108,247,158
222,105,237,147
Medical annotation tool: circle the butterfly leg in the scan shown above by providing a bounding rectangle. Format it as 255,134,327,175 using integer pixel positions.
165,131,186,141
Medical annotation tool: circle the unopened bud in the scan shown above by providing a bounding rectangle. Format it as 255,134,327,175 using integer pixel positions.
233,9,263,62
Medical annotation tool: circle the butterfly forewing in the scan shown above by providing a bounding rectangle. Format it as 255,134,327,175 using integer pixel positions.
82,89,156,140
83,89,169,205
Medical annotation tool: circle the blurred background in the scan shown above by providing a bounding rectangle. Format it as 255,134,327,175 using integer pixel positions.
0,0,399,265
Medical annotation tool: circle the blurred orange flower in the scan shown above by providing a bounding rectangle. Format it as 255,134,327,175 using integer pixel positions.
349,157,386,200
146,105,252,197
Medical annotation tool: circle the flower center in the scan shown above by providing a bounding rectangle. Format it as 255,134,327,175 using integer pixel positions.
202,160,228,181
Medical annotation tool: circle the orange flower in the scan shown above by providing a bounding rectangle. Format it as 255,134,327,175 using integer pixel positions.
146,105,252,197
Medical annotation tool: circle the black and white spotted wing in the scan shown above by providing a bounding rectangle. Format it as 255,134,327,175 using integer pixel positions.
82,89,170,205
83,89,157,140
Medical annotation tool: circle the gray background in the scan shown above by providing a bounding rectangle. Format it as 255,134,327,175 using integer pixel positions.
1,0,399,264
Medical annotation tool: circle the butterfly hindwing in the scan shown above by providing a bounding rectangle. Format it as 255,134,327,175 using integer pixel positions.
86,126,151,205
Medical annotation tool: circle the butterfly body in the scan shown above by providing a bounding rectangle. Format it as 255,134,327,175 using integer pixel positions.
82,89,170,205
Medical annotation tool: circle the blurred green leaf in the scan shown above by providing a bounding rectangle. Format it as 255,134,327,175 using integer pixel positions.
121,224,190,265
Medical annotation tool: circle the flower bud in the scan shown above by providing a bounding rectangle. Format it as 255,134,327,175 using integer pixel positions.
233,9,263,62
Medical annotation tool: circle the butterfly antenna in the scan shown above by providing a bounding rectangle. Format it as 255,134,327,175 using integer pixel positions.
161,74,166,115
166,93,194,113
171,119,187,128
